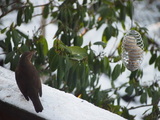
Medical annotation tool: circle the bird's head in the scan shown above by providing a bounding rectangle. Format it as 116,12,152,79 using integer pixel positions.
20,51,36,62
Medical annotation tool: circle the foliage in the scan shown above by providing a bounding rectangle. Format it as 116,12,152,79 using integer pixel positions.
0,0,160,119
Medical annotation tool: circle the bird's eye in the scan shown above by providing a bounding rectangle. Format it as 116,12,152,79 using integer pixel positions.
121,30,144,71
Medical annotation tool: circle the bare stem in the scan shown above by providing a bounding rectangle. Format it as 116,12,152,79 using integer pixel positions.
128,104,158,110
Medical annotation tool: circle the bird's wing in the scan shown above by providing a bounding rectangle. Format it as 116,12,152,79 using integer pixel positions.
15,66,29,100
26,64,42,97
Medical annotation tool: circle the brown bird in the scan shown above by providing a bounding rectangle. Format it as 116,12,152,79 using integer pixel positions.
15,51,43,113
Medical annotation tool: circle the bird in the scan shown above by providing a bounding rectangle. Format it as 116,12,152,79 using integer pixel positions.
15,51,43,113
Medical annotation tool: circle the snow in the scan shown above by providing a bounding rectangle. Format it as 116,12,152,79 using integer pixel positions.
1,0,160,119
0,66,125,120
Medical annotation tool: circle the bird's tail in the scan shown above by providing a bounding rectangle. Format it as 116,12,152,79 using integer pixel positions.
31,97,43,113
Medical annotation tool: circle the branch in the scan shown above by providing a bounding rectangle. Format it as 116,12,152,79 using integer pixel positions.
128,104,160,110
0,1,58,19
0,1,23,9
35,19,57,35
32,10,58,18
34,2,58,8
0,6,25,19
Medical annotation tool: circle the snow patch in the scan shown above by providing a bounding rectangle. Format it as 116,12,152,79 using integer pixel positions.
0,67,125,120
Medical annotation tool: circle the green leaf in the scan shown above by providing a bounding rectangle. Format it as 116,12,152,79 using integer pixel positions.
36,36,48,56
121,107,135,119
155,56,160,70
149,54,157,65
112,64,121,80
125,85,134,95
20,45,29,52
121,64,125,73
57,56,65,88
50,54,59,72
102,26,111,43
140,92,147,104
103,57,111,77
113,56,121,62
94,41,106,48
126,1,133,20
11,53,20,71
16,29,28,39
121,21,126,30
12,30,19,47
98,5,112,18
1,27,7,33
0,40,6,49
43,4,49,18
5,51,15,64
74,36,83,46
119,6,126,21
6,0,9,4
152,91,160,103
17,9,23,26
29,3,34,19
59,44,71,54
35,36,48,64
69,46,88,60
102,25,117,43
24,6,30,23
5,31,12,52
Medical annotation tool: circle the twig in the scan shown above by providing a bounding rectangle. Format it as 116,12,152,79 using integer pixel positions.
35,19,57,35
34,2,51,8
128,104,155,110
0,5,26,19
32,10,58,18
32,13,43,18
0,1,58,19
0,1,23,8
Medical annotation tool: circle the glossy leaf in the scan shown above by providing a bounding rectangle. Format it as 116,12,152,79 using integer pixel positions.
29,3,34,19
0,41,6,50
5,51,15,64
112,64,121,81
69,46,88,60
1,27,7,33
102,25,117,43
125,85,134,96
94,41,106,48
74,36,83,46
43,4,49,18
20,45,29,52
140,92,147,104
24,6,30,23
16,29,28,39
5,31,12,52
57,56,65,88
149,54,157,65
17,9,23,26
126,1,133,20
103,57,111,77
36,36,48,56
11,53,20,71
12,30,20,47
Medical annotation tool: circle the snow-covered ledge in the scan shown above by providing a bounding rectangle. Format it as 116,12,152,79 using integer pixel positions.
0,66,126,120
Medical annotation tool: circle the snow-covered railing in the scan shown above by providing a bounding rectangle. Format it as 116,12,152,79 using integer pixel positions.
0,66,125,120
